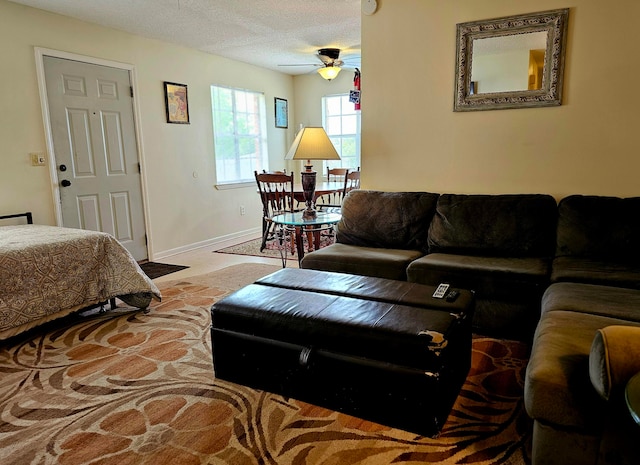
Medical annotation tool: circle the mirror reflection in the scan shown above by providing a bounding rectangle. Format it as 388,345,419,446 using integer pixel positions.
471,31,547,93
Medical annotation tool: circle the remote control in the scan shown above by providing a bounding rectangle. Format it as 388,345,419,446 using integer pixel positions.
446,290,460,302
432,283,450,299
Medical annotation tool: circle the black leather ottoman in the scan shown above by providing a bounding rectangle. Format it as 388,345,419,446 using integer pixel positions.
210,268,474,437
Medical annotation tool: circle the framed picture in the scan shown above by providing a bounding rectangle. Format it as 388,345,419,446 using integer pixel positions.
274,97,288,128
164,82,190,124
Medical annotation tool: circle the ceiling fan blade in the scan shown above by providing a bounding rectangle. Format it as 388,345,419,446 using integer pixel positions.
278,63,321,67
279,48,350,71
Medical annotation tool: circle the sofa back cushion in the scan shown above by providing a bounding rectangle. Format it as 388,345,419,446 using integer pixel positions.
336,190,439,252
428,194,558,257
556,195,640,262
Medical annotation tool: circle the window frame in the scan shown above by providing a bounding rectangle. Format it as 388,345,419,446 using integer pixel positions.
321,93,361,177
211,85,269,187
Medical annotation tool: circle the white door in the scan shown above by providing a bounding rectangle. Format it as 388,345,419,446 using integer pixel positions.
43,56,148,261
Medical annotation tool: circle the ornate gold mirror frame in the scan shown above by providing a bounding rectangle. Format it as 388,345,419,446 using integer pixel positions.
454,9,569,112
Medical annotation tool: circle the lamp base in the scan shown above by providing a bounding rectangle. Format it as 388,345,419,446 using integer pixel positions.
302,208,317,219
301,168,317,219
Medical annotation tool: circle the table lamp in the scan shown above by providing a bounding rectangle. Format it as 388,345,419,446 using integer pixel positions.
285,126,340,219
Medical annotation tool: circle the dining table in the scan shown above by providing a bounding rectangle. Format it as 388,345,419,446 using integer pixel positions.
293,181,345,203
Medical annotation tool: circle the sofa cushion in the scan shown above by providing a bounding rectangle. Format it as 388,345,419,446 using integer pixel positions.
336,190,439,253
300,243,424,281
408,253,549,339
427,194,557,257
541,282,640,323
589,325,640,401
551,256,640,289
525,310,640,430
406,253,550,298
556,194,640,262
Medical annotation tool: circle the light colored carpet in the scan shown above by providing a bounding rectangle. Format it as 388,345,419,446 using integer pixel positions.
0,263,531,464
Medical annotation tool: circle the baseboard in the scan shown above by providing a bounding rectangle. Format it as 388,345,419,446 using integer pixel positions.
151,228,261,261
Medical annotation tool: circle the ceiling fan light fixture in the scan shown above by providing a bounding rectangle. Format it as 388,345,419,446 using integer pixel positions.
318,66,341,81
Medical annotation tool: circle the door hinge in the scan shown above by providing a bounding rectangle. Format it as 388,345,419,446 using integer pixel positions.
130,86,134,98
145,234,148,245
137,162,141,173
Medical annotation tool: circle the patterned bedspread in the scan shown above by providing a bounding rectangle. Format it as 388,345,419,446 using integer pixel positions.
0,225,161,340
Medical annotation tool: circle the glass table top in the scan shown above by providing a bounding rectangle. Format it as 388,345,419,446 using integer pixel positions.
272,211,341,226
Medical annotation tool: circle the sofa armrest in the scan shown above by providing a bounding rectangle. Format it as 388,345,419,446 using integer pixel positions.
589,325,640,401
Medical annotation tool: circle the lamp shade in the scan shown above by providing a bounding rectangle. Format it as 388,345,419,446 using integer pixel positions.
317,66,342,81
285,127,340,161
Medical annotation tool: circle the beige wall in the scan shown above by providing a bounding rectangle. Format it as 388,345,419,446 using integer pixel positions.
9,0,634,258
0,0,299,258
361,0,640,198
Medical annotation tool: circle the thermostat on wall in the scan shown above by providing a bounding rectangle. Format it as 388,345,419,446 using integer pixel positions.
362,0,377,16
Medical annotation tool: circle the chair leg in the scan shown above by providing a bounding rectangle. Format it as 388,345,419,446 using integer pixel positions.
260,219,270,251
262,220,282,252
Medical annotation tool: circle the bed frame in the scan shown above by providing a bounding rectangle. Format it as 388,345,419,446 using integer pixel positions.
0,212,33,224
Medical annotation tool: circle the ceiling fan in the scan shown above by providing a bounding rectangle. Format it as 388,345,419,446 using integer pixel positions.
279,48,352,80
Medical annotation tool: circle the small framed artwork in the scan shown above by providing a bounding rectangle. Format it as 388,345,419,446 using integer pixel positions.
274,97,288,128
164,81,190,124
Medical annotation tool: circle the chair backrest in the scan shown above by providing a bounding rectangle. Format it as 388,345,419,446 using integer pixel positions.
327,167,349,182
345,168,361,195
254,171,295,219
318,167,350,206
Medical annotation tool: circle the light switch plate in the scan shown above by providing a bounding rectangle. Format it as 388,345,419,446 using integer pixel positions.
30,152,46,166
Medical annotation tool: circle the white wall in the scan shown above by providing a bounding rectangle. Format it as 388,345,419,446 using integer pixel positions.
293,71,354,128
361,0,640,199
289,71,355,175
0,0,296,258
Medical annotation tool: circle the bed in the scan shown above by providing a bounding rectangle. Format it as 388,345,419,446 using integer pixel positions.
0,217,161,341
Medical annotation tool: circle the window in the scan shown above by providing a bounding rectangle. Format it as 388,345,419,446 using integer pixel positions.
211,86,268,185
322,94,361,173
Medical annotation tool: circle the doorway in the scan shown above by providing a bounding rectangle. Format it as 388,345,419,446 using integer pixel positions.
39,53,148,261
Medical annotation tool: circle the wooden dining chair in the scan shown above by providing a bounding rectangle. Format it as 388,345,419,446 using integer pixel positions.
316,167,349,211
344,167,361,195
254,171,295,251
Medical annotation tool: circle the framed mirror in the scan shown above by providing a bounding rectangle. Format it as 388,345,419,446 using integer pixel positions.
454,9,569,112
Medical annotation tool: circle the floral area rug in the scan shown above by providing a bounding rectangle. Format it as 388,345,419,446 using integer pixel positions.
0,263,531,465
215,233,334,261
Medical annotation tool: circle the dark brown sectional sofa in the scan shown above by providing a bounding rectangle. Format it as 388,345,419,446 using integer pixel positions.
300,190,640,465
302,190,557,340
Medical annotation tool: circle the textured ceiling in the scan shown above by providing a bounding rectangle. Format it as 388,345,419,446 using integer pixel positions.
9,0,362,75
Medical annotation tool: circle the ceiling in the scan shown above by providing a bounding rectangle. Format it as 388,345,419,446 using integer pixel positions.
9,0,362,75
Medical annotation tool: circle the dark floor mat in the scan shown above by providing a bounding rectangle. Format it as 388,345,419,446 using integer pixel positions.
139,261,189,279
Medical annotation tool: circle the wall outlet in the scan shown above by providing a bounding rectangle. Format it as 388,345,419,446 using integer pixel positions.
240,205,246,216
30,152,46,166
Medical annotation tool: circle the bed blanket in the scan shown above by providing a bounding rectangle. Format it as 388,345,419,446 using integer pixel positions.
0,225,161,340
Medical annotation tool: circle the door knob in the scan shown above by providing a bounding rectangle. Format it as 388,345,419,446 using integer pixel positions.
61,180,71,187
59,164,67,172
